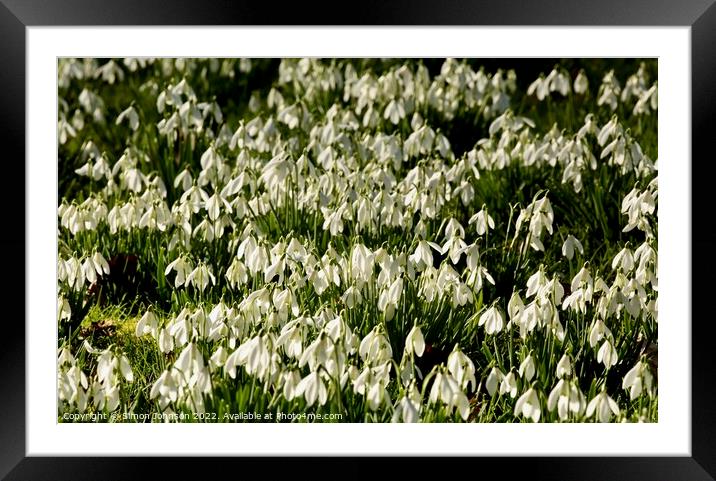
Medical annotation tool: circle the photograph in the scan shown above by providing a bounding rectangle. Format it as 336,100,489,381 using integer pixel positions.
56,57,658,424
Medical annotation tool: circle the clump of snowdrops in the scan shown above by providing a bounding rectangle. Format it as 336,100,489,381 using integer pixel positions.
57,58,657,423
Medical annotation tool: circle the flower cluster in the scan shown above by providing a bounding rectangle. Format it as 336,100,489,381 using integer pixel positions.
57,58,657,423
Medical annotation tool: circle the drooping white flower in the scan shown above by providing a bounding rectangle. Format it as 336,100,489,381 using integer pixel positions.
589,318,613,348
574,70,589,94
116,105,140,131
409,240,440,271
597,339,619,369
428,371,471,421
519,354,536,382
622,360,655,400
468,208,495,236
485,367,503,397
447,346,477,392
612,246,635,273
118,355,134,383
562,235,584,260
185,263,216,292
479,306,505,335
555,353,572,379
405,324,425,357
514,387,541,422
359,327,393,365
586,390,620,422
164,255,193,288
547,379,586,420
136,310,159,338
378,276,404,321
296,371,328,408
500,370,518,398
392,391,421,423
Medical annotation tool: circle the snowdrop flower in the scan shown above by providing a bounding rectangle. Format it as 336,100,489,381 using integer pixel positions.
514,387,541,422
519,354,536,382
359,327,393,365
526,269,547,299
281,370,302,401
57,348,90,412
378,276,404,321
353,362,392,410
507,291,525,326
58,115,77,144
350,243,375,284
185,263,216,293
547,379,586,420
384,98,406,124
588,318,613,348
441,235,468,265
94,60,124,84
225,258,248,289
298,335,330,372
321,206,345,236
118,355,134,383
155,327,173,354
429,370,471,421
75,156,111,181
527,75,550,101
116,105,140,131
468,207,495,236
405,324,425,357
597,70,621,111
447,346,477,392
562,235,584,260
229,335,271,379
296,371,328,407
548,68,571,96
485,367,504,397
150,370,180,409
164,255,193,288
574,70,589,95
341,285,363,308
586,390,620,422
205,192,233,222
500,370,518,398
136,310,159,338
479,305,505,335
570,264,593,294
555,353,572,379
92,381,120,412
392,383,421,423
276,320,305,359
597,338,619,369
173,168,193,192
622,360,654,400
87,348,133,412
409,240,440,272
57,295,72,322
366,377,390,411
612,246,635,273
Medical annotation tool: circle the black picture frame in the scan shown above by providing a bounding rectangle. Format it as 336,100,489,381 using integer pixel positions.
1,1,714,479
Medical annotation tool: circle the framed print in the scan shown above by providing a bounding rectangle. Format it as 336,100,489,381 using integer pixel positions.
2,0,715,479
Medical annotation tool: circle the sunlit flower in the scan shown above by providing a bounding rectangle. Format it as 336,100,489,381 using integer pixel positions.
405,324,425,357
519,353,536,382
586,390,620,422
479,306,505,335
561,235,584,260
622,360,654,400
514,387,541,422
